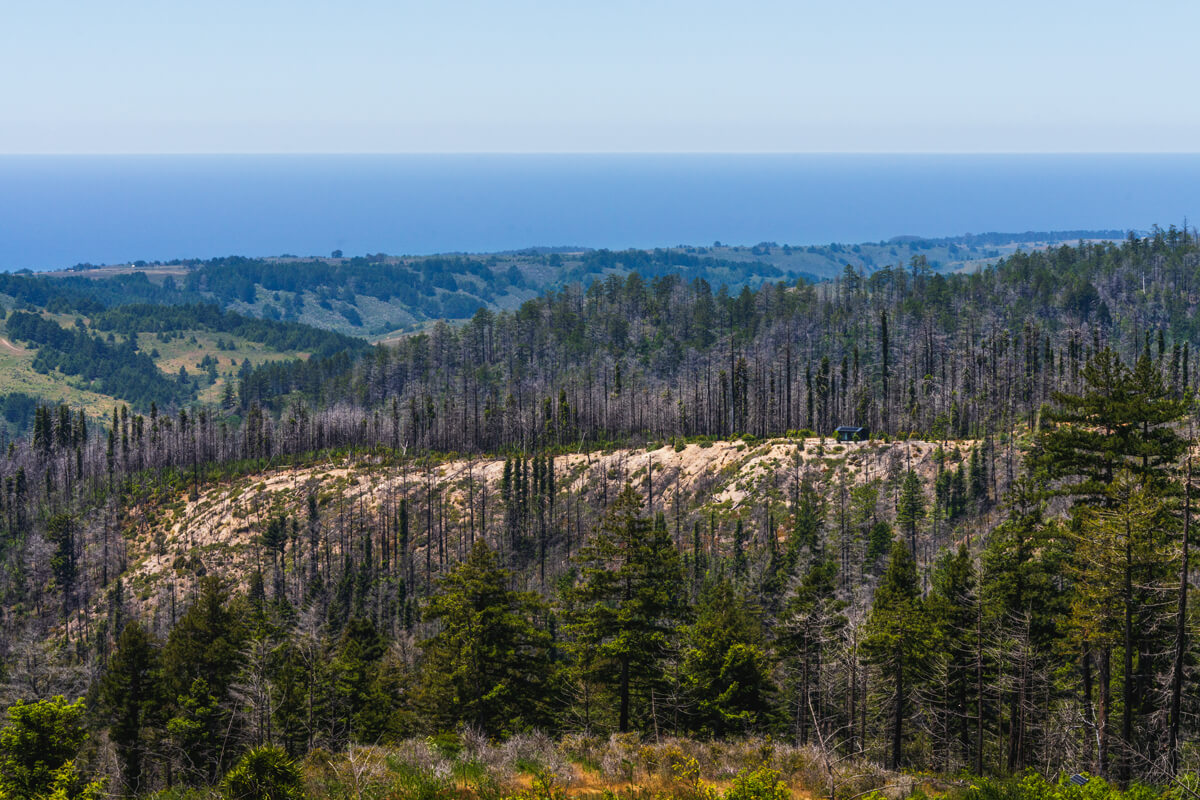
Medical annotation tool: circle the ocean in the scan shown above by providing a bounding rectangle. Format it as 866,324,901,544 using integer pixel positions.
1,154,1199,271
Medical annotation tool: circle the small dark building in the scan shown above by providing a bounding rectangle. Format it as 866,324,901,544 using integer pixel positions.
835,425,869,442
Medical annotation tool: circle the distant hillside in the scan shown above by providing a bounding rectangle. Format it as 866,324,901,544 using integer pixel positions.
0,228,1134,432
0,303,366,430
22,229,1126,338
694,228,1126,278
41,250,809,338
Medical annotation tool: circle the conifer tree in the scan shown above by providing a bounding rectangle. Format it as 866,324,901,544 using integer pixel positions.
419,540,552,734
161,578,246,703
1037,347,1187,501
332,618,387,742
927,544,979,771
981,479,1068,773
161,579,246,782
895,470,924,556
1071,471,1175,786
778,558,843,746
99,622,162,794
863,539,935,769
679,580,773,736
565,483,686,732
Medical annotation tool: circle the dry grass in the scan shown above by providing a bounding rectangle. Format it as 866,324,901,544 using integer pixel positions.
300,734,913,800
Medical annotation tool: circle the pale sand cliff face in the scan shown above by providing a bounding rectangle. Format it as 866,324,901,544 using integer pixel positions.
119,437,970,624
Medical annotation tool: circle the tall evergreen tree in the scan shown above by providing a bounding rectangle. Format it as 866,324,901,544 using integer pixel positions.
927,544,980,771
778,557,843,746
564,483,686,733
1037,347,1187,501
679,579,773,736
98,622,162,794
895,470,925,556
1071,471,1175,786
981,479,1068,774
863,539,935,769
419,540,553,734
160,579,246,783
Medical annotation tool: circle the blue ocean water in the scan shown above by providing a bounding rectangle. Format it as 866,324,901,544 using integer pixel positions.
1,154,1198,271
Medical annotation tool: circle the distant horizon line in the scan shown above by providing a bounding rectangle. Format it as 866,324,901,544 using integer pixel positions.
10,227,1140,275
4,151,1200,157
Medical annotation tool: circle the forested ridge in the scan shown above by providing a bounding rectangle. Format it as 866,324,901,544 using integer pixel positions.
16,228,1116,337
34,248,807,337
241,228,1197,447
4,228,1200,800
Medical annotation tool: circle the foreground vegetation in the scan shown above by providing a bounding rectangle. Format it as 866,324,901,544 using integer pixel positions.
4,227,1200,798
5,704,1191,800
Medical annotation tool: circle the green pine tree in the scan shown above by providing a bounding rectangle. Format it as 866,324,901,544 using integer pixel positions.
679,580,774,736
419,540,553,734
777,558,843,746
1070,471,1175,785
927,544,980,771
160,579,246,783
564,483,687,733
895,470,925,556
98,622,162,794
1036,347,1187,501
863,540,936,769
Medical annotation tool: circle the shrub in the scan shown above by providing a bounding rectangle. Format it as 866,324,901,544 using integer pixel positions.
952,773,1163,800
44,761,105,800
513,770,567,800
220,746,304,800
722,768,788,800
669,756,718,800
426,732,463,760
0,697,90,800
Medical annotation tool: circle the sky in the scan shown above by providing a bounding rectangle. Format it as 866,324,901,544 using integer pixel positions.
3,0,1198,154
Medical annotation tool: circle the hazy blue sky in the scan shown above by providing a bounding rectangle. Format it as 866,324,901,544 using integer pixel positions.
4,0,1197,153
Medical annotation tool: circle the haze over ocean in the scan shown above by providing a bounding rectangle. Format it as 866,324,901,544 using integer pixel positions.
2,153,1198,271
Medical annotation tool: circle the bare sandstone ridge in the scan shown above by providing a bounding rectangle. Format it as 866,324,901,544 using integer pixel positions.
119,437,972,623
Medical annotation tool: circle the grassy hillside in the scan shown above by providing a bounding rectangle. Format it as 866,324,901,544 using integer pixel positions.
0,307,352,429
696,229,1125,276
35,229,1123,338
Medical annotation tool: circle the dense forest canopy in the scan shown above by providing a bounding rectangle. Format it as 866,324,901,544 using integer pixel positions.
238,227,1200,452
2,226,1200,800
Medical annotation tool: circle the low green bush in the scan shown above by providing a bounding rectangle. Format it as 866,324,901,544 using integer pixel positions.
722,768,788,800
220,746,304,800
951,773,1165,800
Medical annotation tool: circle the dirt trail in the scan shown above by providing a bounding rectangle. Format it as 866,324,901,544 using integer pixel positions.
0,337,24,355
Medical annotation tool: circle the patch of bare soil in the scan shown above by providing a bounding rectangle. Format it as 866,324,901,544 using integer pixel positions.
117,437,973,622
